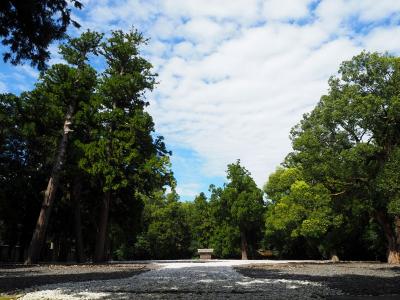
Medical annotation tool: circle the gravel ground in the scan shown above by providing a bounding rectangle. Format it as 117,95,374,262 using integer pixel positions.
0,263,151,294
235,262,400,298
1,261,399,299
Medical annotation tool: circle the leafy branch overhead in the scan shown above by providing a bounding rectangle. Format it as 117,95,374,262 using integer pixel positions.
0,0,82,70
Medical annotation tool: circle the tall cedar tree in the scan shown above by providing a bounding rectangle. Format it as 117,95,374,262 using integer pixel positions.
210,161,264,259
185,192,213,252
1,88,78,261
77,30,172,262
0,0,82,70
25,31,101,264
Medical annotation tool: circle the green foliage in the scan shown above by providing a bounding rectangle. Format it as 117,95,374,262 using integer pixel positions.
377,147,400,215
208,161,265,258
362,220,387,261
0,93,44,256
224,161,265,230
0,29,174,262
184,192,213,252
0,0,82,70
269,51,400,261
265,168,343,257
210,223,240,258
76,30,170,195
59,31,103,67
134,191,191,259
263,167,302,202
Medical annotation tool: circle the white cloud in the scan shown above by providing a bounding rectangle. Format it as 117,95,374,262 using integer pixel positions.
355,0,400,22
162,0,261,23
145,2,400,190
173,42,196,58
149,16,181,40
262,0,314,21
6,0,400,198
176,183,202,199
361,26,400,53
0,81,6,93
15,65,38,79
178,18,238,44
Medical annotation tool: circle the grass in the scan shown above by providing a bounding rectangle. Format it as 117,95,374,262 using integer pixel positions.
0,295,23,299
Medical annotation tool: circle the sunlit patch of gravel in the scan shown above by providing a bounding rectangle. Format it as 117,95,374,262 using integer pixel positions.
20,261,344,299
236,262,400,297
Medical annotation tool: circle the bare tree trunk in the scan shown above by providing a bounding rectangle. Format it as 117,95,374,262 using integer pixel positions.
388,216,400,264
375,211,400,264
73,177,85,263
94,191,110,263
25,105,74,264
330,249,340,263
240,230,248,260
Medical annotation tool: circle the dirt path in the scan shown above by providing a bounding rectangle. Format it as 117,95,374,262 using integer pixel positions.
2,261,399,299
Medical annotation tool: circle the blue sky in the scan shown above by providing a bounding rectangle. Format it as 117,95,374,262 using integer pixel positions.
2,0,400,200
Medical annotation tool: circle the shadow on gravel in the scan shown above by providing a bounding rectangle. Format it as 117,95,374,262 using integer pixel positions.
376,266,400,273
0,268,148,294
236,267,400,297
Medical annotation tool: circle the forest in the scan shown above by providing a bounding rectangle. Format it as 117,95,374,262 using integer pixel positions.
1,26,400,264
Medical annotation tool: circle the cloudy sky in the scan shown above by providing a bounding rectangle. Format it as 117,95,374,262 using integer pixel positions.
2,0,400,200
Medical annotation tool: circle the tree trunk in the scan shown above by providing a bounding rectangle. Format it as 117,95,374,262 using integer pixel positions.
375,211,400,264
94,191,110,263
73,177,85,263
240,230,248,260
25,105,74,264
330,249,340,263
388,216,400,264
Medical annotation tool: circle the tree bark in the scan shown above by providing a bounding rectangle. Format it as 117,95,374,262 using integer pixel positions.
73,177,85,263
389,216,400,264
240,230,248,260
330,249,340,262
25,105,74,264
375,211,400,264
94,191,110,263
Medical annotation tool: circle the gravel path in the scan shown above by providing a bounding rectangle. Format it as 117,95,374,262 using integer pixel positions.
0,264,150,294
2,261,399,299
236,262,400,298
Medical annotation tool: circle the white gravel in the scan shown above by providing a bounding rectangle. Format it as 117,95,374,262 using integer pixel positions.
20,260,343,299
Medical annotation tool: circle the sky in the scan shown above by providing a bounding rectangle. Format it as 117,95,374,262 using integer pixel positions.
2,0,400,200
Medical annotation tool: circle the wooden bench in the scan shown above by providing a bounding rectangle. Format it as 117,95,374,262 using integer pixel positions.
198,248,213,259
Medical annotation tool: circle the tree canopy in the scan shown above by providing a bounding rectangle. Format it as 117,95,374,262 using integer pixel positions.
265,52,400,263
0,0,82,70
0,29,174,263
209,161,265,259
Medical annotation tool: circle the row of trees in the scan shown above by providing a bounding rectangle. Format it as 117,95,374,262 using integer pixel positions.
146,52,398,264
0,29,173,263
0,18,265,262
1,8,399,263
130,161,265,260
